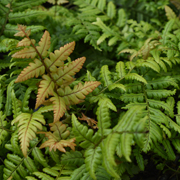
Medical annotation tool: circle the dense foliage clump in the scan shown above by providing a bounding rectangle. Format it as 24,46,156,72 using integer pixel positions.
1,0,180,179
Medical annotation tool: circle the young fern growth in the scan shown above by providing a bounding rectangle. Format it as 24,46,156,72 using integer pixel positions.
11,25,100,157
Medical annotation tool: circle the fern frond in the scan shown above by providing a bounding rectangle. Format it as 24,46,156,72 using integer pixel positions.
11,89,21,118
107,1,116,19
35,75,54,109
33,172,54,180
125,73,147,84
115,61,126,78
72,114,101,148
12,47,37,59
11,111,45,157
31,147,49,167
11,0,47,12
39,121,76,152
108,83,126,91
162,139,176,160
147,76,178,89
70,164,87,180
9,10,47,24
100,65,112,86
15,59,45,83
85,146,102,179
5,79,15,116
3,154,27,180
136,58,160,73
133,147,144,171
22,86,37,112
61,151,84,166
146,89,176,99
45,41,75,72
96,99,112,136
0,111,8,146
148,99,174,117
50,93,66,122
120,93,144,103
36,31,51,57
58,81,101,106
53,57,86,86
102,139,120,179
162,19,175,44
165,6,176,20
3,154,37,180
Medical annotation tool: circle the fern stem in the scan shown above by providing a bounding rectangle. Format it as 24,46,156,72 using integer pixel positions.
0,126,14,132
0,0,13,36
114,130,148,134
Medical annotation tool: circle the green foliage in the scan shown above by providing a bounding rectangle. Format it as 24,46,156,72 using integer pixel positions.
1,0,180,179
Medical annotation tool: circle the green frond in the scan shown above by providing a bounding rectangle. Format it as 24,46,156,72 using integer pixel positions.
133,148,144,171
11,0,48,12
148,99,174,117
8,10,47,24
146,89,176,99
3,24,45,37
116,9,127,27
84,146,102,179
125,73,147,84
168,118,180,133
96,99,112,136
22,86,37,112
3,154,27,180
120,93,144,103
114,105,146,132
176,101,180,125
172,138,180,153
11,90,21,118
70,164,87,180
11,111,46,157
107,1,116,19
31,147,49,167
143,120,162,152
125,83,142,93
160,124,171,138
108,83,126,91
3,154,37,180
5,79,15,116
0,111,8,146
136,58,160,73
149,107,169,125
102,139,120,179
115,61,126,78
61,151,84,166
147,76,178,89
100,65,112,87
133,116,147,148
33,172,54,180
72,114,101,148
120,133,134,162
10,131,22,155
152,143,168,160
165,6,176,20
162,19,175,44
162,139,176,160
